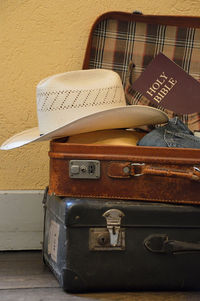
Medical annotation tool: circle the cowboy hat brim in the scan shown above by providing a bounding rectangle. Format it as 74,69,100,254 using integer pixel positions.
0,105,168,150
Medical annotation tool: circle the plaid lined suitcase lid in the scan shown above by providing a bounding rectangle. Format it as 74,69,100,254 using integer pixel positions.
83,11,200,132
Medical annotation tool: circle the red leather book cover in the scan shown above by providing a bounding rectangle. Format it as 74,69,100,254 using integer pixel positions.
131,52,200,114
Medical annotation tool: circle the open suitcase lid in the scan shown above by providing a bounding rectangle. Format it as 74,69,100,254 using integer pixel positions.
82,11,200,135
83,11,200,76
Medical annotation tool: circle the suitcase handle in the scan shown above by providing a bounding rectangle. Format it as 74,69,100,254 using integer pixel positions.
144,234,200,254
132,163,200,181
107,162,200,182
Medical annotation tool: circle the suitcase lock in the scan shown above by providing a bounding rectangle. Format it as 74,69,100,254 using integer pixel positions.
69,160,100,179
89,209,125,251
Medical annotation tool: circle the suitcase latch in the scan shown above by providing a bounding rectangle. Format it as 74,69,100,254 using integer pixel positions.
89,209,125,251
103,209,124,247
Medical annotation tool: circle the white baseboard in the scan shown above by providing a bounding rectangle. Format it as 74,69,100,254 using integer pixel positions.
0,190,44,250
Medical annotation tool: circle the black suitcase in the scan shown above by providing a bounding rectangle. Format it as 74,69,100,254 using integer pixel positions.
43,190,200,292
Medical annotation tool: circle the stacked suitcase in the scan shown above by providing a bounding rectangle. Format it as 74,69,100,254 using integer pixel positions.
43,11,200,292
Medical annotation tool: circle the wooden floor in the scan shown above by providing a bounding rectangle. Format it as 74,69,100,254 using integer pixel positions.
1,251,200,301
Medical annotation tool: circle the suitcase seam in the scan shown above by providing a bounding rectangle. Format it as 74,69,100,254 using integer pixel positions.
54,193,199,204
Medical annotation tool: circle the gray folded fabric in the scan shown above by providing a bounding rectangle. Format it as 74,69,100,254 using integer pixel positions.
137,117,200,148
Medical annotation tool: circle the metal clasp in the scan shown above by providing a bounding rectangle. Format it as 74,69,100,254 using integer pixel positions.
131,162,145,177
103,209,124,247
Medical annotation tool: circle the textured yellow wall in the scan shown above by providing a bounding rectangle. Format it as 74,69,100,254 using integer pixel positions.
1,0,200,189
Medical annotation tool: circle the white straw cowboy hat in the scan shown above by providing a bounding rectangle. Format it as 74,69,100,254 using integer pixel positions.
1,69,168,150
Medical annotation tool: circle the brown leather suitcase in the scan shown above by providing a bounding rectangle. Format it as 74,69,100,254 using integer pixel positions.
49,11,200,205
49,141,200,204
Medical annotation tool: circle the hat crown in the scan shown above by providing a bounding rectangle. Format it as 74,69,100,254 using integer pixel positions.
36,69,125,135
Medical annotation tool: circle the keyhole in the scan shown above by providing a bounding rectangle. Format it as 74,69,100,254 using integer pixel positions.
100,237,105,244
97,233,109,245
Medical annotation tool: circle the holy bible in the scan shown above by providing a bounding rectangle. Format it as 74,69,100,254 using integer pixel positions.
131,52,200,114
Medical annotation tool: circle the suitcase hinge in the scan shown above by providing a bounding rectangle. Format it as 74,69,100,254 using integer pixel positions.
103,209,125,247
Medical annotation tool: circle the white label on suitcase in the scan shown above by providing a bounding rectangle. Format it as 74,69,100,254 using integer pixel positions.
48,222,53,255
48,220,60,262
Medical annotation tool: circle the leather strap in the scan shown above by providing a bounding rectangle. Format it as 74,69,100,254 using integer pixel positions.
107,162,200,182
144,234,200,254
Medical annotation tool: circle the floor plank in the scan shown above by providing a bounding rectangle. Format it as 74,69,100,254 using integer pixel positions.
78,292,200,301
1,288,200,301
0,251,59,289
0,288,90,301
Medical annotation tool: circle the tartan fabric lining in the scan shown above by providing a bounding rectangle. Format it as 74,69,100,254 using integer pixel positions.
88,18,200,131
89,20,200,82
